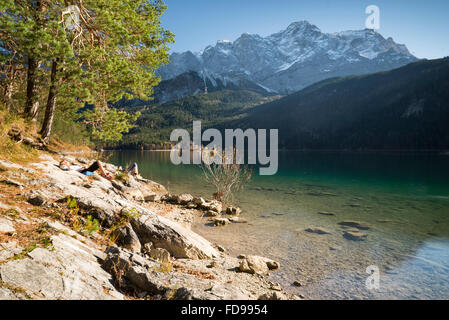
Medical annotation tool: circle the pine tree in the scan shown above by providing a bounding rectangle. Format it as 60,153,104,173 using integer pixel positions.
1,0,174,144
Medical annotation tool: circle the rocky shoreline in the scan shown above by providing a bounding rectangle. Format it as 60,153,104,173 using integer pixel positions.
0,154,299,300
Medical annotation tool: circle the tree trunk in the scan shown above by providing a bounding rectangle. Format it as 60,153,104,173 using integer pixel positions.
40,60,59,143
4,81,13,111
24,1,44,121
24,56,40,121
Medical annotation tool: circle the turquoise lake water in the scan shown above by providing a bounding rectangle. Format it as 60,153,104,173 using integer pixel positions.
108,151,449,300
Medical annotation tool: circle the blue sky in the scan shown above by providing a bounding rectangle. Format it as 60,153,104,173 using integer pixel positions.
161,0,449,59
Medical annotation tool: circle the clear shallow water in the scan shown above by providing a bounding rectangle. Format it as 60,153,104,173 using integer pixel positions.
108,151,449,300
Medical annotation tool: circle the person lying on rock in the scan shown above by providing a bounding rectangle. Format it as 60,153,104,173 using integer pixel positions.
59,159,114,180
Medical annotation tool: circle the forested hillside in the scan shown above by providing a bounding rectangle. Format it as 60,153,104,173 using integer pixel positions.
235,58,449,150
108,90,279,149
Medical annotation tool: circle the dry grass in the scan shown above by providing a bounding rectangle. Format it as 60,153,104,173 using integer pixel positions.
173,263,216,280
0,280,33,299
0,110,40,164
0,107,93,164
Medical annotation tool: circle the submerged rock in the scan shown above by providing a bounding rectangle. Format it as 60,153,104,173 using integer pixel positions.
214,218,230,227
293,281,302,287
318,211,335,216
305,227,331,235
343,231,368,241
226,207,242,216
338,221,370,230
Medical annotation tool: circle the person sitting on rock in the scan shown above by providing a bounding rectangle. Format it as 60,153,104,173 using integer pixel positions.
126,163,141,178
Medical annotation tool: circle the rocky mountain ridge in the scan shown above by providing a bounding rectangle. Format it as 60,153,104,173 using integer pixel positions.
158,21,417,97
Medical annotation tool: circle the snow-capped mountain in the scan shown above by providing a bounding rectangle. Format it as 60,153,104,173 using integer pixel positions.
158,21,417,95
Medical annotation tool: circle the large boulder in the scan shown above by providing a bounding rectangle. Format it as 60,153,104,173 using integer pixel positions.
136,178,168,196
201,200,223,213
115,224,142,253
0,234,123,300
102,247,259,300
238,255,280,275
176,194,194,205
130,213,218,260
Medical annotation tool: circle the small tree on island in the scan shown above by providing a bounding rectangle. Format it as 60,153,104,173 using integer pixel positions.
201,148,253,209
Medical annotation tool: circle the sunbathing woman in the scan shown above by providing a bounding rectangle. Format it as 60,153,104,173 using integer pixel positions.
59,160,114,180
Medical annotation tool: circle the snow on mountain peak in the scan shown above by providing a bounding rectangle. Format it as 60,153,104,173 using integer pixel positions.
158,21,417,94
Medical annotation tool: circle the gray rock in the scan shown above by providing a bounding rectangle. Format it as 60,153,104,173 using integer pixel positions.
226,207,242,216
131,213,218,260
258,291,288,300
176,194,194,205
204,210,219,217
193,197,207,207
214,218,230,227
202,200,223,213
149,248,171,263
0,234,123,300
122,187,145,202
0,242,23,261
27,195,46,206
238,255,280,275
0,218,15,233
293,281,302,287
0,259,64,299
0,287,22,300
144,194,162,202
116,224,142,253
142,242,153,254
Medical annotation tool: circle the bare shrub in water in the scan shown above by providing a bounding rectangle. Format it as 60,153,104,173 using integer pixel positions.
201,148,253,208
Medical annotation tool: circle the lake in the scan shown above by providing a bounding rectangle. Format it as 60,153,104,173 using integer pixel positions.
108,150,449,300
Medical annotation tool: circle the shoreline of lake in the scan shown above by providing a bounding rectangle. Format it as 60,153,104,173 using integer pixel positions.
108,150,449,299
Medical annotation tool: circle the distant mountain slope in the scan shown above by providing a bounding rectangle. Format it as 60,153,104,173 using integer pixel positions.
108,90,279,149
159,21,417,96
236,58,449,150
